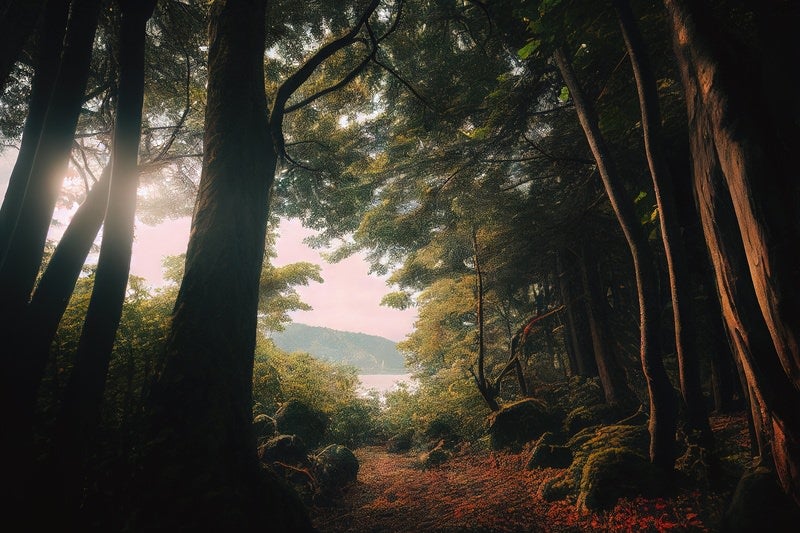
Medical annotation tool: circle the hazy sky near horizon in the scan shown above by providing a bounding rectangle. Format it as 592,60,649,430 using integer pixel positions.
1,149,417,342
132,215,417,342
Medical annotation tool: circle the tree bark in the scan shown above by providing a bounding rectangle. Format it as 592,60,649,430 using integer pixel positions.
138,0,311,529
579,244,634,406
613,0,712,447
53,0,155,518
666,0,800,505
472,227,500,411
557,250,597,377
555,46,677,470
0,0,101,335
0,0,70,260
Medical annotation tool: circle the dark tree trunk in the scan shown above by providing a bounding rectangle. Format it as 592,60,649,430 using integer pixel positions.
138,1,311,529
0,0,101,334
24,165,111,394
555,46,677,470
613,0,712,447
0,0,70,260
0,166,110,514
557,251,598,377
53,0,155,518
666,0,800,506
0,0,46,91
471,227,500,411
579,245,635,406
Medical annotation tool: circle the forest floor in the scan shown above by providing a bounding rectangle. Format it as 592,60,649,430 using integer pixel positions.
311,413,749,533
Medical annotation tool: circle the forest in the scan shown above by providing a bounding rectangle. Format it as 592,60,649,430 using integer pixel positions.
0,0,799,531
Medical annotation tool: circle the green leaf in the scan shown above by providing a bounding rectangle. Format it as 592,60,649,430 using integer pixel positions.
634,190,648,204
518,40,540,60
558,86,570,103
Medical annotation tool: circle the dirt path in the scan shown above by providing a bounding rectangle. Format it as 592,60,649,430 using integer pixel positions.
311,446,577,532
308,414,748,533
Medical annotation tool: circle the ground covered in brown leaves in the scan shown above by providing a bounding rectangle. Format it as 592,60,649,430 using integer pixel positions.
310,414,748,532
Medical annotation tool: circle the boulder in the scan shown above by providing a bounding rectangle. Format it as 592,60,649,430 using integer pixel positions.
723,465,800,532
313,444,360,491
576,448,663,512
527,443,572,469
274,399,328,449
487,398,559,451
386,431,414,454
258,434,309,466
253,413,277,444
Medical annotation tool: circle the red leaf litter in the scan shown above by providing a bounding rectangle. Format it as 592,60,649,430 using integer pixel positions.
311,412,748,532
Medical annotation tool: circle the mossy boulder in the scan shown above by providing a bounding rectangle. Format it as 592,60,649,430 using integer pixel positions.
258,434,309,466
274,399,329,449
386,431,414,454
253,413,277,444
313,444,360,492
487,398,560,451
527,442,573,469
722,465,800,532
423,414,459,447
563,404,626,436
576,448,664,512
543,424,651,506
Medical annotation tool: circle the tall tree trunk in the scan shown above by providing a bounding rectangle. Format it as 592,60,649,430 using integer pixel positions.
666,0,800,505
24,165,111,394
0,0,70,259
0,0,46,91
53,0,155,517
471,227,500,411
555,46,677,470
0,166,110,519
579,244,634,406
558,251,598,377
0,0,101,334
613,0,711,447
138,1,311,529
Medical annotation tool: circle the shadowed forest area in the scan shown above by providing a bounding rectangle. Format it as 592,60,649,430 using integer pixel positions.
1,0,799,531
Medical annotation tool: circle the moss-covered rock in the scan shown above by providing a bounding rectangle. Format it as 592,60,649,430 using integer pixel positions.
722,465,800,532
313,444,360,492
386,430,414,454
543,423,651,505
527,443,572,469
274,399,329,449
576,448,664,512
253,413,277,444
563,404,627,436
487,398,560,451
258,434,309,466
423,414,460,447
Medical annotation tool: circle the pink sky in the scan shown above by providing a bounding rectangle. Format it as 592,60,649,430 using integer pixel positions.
0,149,416,341
131,217,417,342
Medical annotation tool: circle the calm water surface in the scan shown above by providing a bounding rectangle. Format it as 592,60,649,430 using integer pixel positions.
357,373,416,396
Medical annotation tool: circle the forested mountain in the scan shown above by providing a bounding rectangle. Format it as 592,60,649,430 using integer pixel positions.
269,323,406,374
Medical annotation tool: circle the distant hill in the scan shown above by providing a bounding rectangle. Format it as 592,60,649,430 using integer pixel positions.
269,323,407,374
